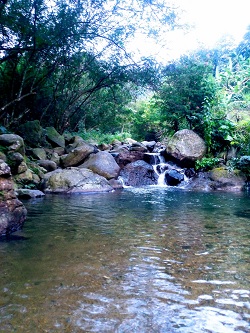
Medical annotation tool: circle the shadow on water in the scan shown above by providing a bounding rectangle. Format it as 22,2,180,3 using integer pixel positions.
0,233,30,242
234,209,250,218
0,188,249,332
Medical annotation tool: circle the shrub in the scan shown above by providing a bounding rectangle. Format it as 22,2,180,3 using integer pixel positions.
195,157,221,171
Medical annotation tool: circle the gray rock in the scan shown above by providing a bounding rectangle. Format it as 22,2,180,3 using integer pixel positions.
61,143,96,168
165,169,184,186
141,140,156,152
113,149,145,169
42,167,113,193
237,156,250,175
108,178,123,189
0,159,11,176
0,134,25,156
7,152,24,174
186,168,246,192
208,167,246,191
65,136,88,153
31,148,47,160
166,129,206,167
98,143,111,151
79,151,120,180
16,189,45,199
130,142,148,152
17,161,28,174
45,127,65,148
0,161,27,236
37,159,57,172
119,160,157,186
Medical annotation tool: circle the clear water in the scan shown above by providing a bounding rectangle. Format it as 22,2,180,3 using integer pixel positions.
0,188,249,332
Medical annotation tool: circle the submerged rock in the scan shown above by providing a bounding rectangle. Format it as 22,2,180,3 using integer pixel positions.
16,189,45,199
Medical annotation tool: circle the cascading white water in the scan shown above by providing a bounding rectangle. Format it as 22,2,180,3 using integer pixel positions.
147,153,169,186
147,153,189,187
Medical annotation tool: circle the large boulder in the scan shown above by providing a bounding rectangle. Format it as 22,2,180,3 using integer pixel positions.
208,167,246,192
166,129,206,167
42,167,113,193
30,147,47,160
236,156,250,178
45,127,65,148
61,142,96,168
17,120,45,147
113,149,145,169
0,160,27,237
0,134,25,156
79,151,120,180
65,135,88,153
7,152,24,174
119,160,157,186
186,168,246,192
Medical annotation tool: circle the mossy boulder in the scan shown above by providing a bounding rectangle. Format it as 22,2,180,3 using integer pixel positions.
208,167,246,191
0,134,25,156
18,120,44,147
45,127,65,148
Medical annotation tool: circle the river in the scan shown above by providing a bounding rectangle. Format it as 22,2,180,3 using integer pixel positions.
0,187,249,332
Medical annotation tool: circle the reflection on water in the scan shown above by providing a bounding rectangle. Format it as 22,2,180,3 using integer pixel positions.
0,188,249,332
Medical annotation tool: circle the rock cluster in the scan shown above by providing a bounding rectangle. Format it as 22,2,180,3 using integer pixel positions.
0,122,248,236
0,160,27,237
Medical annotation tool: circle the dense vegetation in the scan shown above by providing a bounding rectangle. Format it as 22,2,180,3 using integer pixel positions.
0,0,250,158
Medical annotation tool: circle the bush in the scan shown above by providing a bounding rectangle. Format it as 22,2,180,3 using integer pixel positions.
77,129,132,145
195,157,221,171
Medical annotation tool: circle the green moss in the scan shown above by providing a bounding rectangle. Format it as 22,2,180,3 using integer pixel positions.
210,167,245,181
0,145,8,154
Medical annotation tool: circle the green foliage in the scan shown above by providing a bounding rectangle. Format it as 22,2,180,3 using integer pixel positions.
0,145,8,154
0,0,176,132
15,179,37,190
150,55,217,138
77,129,132,145
195,157,221,171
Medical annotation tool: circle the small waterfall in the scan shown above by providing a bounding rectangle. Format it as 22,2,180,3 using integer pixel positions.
145,153,169,186
144,153,191,187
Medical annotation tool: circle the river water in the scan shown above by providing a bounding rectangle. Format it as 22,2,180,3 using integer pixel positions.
0,187,249,332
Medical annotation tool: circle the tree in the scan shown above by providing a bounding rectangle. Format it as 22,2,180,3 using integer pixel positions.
237,25,250,59
151,55,217,136
0,0,179,132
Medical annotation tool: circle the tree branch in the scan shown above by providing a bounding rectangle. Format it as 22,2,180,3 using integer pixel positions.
0,92,37,112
